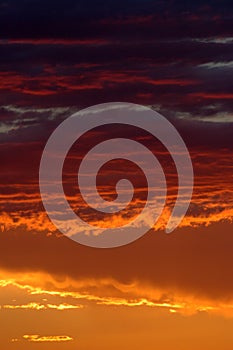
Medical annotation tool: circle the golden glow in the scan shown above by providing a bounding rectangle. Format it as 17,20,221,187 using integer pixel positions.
2,302,83,310
0,271,233,318
23,334,73,342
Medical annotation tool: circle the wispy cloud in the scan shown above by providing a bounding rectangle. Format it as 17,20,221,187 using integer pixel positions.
199,61,233,69
22,334,73,342
193,37,233,44
2,302,83,311
0,38,109,46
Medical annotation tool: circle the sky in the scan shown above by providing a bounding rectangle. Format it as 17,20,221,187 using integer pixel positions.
0,0,233,348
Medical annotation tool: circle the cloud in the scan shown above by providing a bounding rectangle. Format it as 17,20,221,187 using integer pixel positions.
1,38,108,46
1,104,73,119
0,219,233,308
22,334,73,342
189,92,233,100
0,70,199,98
0,269,233,318
174,110,233,123
2,302,83,311
1,138,233,236
0,0,232,329
194,37,233,44
199,61,233,69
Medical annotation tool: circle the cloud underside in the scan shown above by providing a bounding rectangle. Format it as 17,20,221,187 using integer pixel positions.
0,218,233,316
0,264,233,319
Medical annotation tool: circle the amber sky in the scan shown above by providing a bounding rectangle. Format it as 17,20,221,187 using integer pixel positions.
0,0,233,348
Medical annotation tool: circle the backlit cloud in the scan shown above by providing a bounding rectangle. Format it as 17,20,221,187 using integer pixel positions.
23,334,73,342
1,268,233,318
2,302,83,311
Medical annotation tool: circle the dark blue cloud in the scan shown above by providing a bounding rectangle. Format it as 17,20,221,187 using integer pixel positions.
0,0,232,38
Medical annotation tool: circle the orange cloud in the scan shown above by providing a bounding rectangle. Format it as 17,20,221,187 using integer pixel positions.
0,270,233,318
2,141,233,235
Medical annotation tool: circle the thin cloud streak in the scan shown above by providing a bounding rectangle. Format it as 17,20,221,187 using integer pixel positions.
22,334,73,342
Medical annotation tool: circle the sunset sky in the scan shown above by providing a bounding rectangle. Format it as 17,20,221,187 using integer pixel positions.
0,0,233,348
